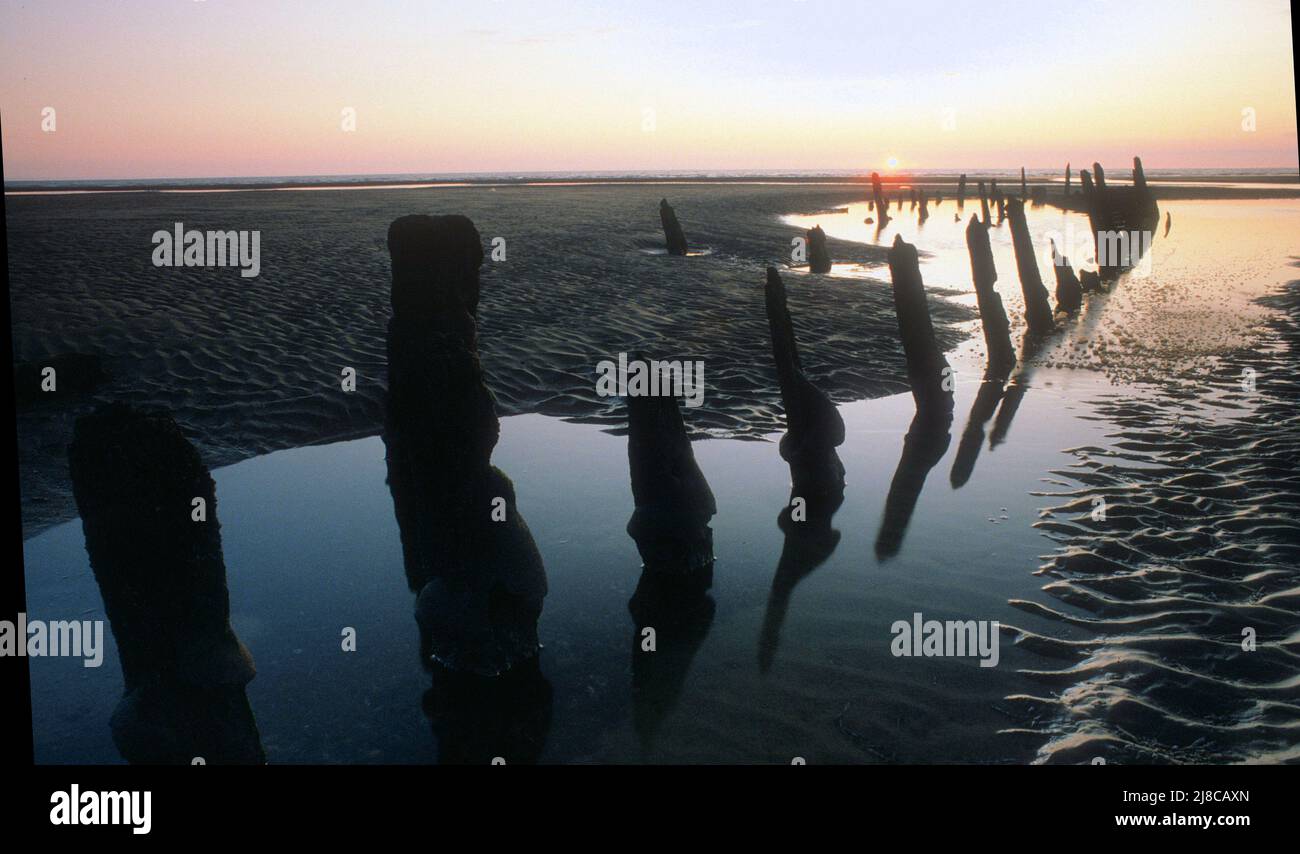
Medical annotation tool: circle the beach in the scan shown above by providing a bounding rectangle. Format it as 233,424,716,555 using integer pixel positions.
13,177,1300,763
10,181,970,535
10,176,1297,535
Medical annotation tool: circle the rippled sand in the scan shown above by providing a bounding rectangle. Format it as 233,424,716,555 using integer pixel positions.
1004,277,1300,764
8,184,972,535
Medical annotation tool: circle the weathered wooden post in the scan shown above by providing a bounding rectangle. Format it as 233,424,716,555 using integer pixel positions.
806,225,831,273
1005,198,1056,335
887,235,954,417
659,198,689,256
764,267,846,496
965,216,1015,374
69,404,264,763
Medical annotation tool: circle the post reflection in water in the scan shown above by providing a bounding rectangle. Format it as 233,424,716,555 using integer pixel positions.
624,390,718,751
758,489,843,673
874,409,952,560
758,264,847,670
422,658,553,765
627,567,715,750
990,330,1052,449
950,376,1008,489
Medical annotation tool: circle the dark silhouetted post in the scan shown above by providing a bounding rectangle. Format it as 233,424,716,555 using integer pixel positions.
764,267,846,496
384,214,548,678
1050,239,1083,315
965,216,1015,375
1005,198,1056,335
806,225,831,273
626,386,717,576
659,198,689,256
887,235,954,417
68,403,264,763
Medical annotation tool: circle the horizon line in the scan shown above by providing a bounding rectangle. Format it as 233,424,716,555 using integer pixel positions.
8,165,1299,185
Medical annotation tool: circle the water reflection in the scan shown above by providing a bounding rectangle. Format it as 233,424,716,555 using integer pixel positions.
423,657,553,765
624,390,718,748
628,568,715,749
784,194,1095,330
758,489,844,672
950,376,1008,489
874,408,953,560
990,331,1051,449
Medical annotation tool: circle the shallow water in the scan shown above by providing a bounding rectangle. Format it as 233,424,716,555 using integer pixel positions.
789,198,1300,381
24,354,1117,764
786,195,1087,300
21,198,1300,764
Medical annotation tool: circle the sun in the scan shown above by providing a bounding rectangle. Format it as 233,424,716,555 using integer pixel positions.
886,156,899,170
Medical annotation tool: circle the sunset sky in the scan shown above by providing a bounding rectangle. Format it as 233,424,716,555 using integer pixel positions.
1,0,1295,179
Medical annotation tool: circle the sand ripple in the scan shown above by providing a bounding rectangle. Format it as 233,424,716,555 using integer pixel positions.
8,185,971,534
1002,281,1300,763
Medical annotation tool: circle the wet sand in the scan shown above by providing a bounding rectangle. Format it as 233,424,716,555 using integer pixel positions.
10,183,975,535
1008,275,1300,764
18,192,1300,764
11,181,1299,536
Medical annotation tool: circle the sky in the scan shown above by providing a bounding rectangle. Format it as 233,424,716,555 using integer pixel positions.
1,0,1296,179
